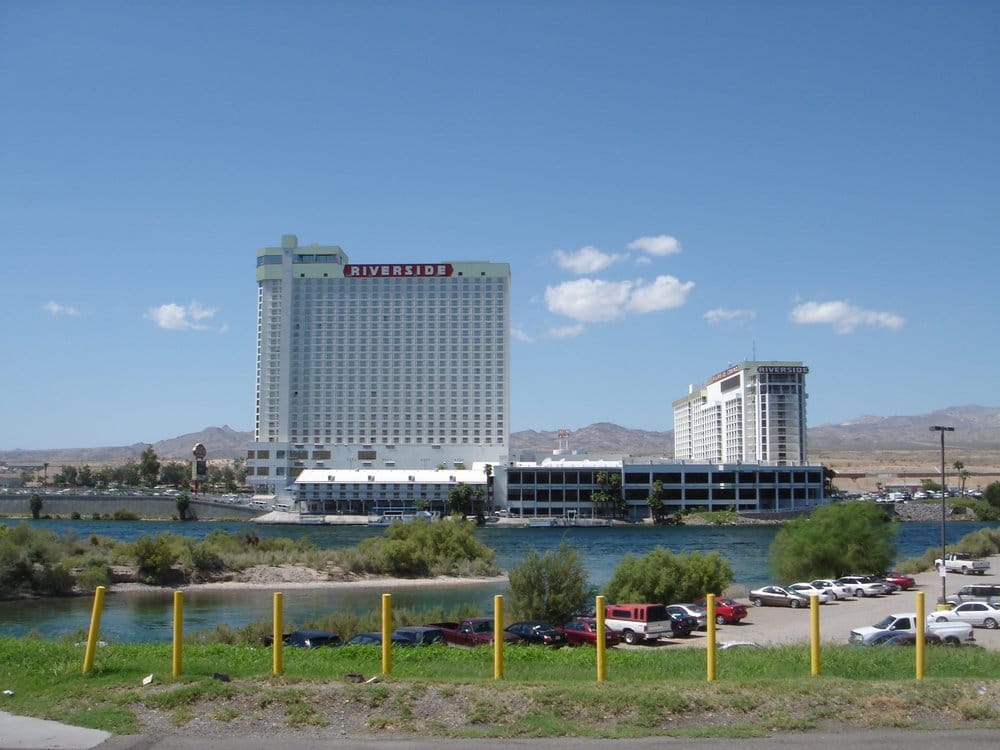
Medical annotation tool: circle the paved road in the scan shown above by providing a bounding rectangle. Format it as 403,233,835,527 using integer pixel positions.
40,729,1000,750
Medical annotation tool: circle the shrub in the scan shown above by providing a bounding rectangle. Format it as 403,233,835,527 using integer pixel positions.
338,518,498,578
506,539,593,624
769,502,896,581
112,509,140,521
29,494,43,519
76,560,111,592
186,544,226,582
603,547,733,604
132,534,181,584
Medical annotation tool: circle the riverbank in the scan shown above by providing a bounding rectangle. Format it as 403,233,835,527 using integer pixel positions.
110,568,509,594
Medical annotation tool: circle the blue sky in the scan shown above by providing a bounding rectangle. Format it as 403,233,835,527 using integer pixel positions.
2,1,997,450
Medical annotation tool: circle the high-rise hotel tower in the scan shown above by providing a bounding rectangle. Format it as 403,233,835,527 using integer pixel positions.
247,235,511,498
673,361,809,466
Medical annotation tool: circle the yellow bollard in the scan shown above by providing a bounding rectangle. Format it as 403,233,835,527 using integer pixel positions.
82,585,105,675
810,595,820,676
595,595,606,683
494,594,504,680
272,592,283,676
706,594,716,682
381,593,392,675
915,591,926,680
172,591,183,678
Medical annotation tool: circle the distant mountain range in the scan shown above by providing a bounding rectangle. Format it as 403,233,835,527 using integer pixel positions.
1,406,998,464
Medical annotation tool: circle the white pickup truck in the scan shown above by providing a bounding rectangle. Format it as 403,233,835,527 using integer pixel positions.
849,612,975,645
934,553,991,576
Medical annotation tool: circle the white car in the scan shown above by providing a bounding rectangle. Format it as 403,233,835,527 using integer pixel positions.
810,579,853,600
787,583,835,603
928,601,1000,630
835,576,889,598
667,603,708,629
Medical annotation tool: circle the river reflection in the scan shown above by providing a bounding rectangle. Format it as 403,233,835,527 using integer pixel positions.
2,518,995,641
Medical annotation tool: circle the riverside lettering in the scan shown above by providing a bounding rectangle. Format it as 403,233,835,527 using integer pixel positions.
344,264,453,278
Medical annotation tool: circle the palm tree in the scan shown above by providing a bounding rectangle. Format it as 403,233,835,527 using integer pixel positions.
953,461,970,496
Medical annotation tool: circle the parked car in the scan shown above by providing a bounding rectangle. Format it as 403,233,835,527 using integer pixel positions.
559,618,620,647
810,579,853,600
934,553,990,576
345,632,410,646
662,606,700,636
264,629,342,648
667,603,708,629
853,630,909,647
849,612,975,645
878,632,945,647
946,584,1000,607
426,618,521,647
505,620,568,647
391,626,447,646
883,571,916,591
693,596,749,625
835,576,889,598
928,601,1000,630
786,582,835,603
602,604,674,645
749,586,810,608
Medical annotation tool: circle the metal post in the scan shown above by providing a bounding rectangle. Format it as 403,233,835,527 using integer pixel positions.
595,595,607,683
930,426,954,604
381,593,392,675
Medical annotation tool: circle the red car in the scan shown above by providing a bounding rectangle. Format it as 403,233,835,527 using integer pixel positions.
693,596,749,625
884,572,916,591
559,618,620,647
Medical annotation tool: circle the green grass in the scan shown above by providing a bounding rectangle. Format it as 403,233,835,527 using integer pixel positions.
3,636,1000,738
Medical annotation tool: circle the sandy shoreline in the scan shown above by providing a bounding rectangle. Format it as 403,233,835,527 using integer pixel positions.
110,573,510,595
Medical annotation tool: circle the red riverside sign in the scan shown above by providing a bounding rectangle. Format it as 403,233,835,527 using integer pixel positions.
344,263,453,278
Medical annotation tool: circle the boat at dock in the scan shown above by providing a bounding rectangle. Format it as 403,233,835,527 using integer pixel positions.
366,510,439,526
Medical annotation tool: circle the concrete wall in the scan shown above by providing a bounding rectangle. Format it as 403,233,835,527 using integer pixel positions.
0,494,260,520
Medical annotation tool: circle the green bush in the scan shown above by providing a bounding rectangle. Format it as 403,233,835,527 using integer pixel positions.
506,540,593,624
132,534,181,584
111,508,140,521
769,502,896,581
186,543,226,582
602,547,733,604
76,560,111,592
338,518,498,578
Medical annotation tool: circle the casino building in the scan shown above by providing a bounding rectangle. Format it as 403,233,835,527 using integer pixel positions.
673,361,810,466
246,235,510,499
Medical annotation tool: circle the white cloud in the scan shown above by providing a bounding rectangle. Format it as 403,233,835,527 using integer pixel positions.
511,326,536,343
627,275,695,314
705,308,757,325
218,323,230,335
545,275,694,322
545,278,634,322
145,301,218,330
548,324,585,339
42,301,80,317
553,245,625,274
627,234,681,256
789,300,904,335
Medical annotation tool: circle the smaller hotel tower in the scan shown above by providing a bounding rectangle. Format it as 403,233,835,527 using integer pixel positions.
673,361,809,466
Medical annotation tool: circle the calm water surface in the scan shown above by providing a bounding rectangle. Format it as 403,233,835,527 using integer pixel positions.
2,517,995,641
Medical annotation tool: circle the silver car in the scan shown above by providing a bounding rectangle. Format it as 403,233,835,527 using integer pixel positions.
834,576,888,598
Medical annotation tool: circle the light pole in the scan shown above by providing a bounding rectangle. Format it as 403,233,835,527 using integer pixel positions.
930,425,954,605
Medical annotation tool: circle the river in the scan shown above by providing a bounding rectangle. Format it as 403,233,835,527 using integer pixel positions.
2,517,995,642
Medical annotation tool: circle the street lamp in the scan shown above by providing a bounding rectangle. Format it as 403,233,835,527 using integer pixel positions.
930,425,954,606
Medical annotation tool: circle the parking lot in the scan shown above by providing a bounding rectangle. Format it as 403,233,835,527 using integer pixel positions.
649,558,1000,651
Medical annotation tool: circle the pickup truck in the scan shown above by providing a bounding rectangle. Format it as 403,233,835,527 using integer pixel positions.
934,553,990,576
848,612,975,645
426,618,521,647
